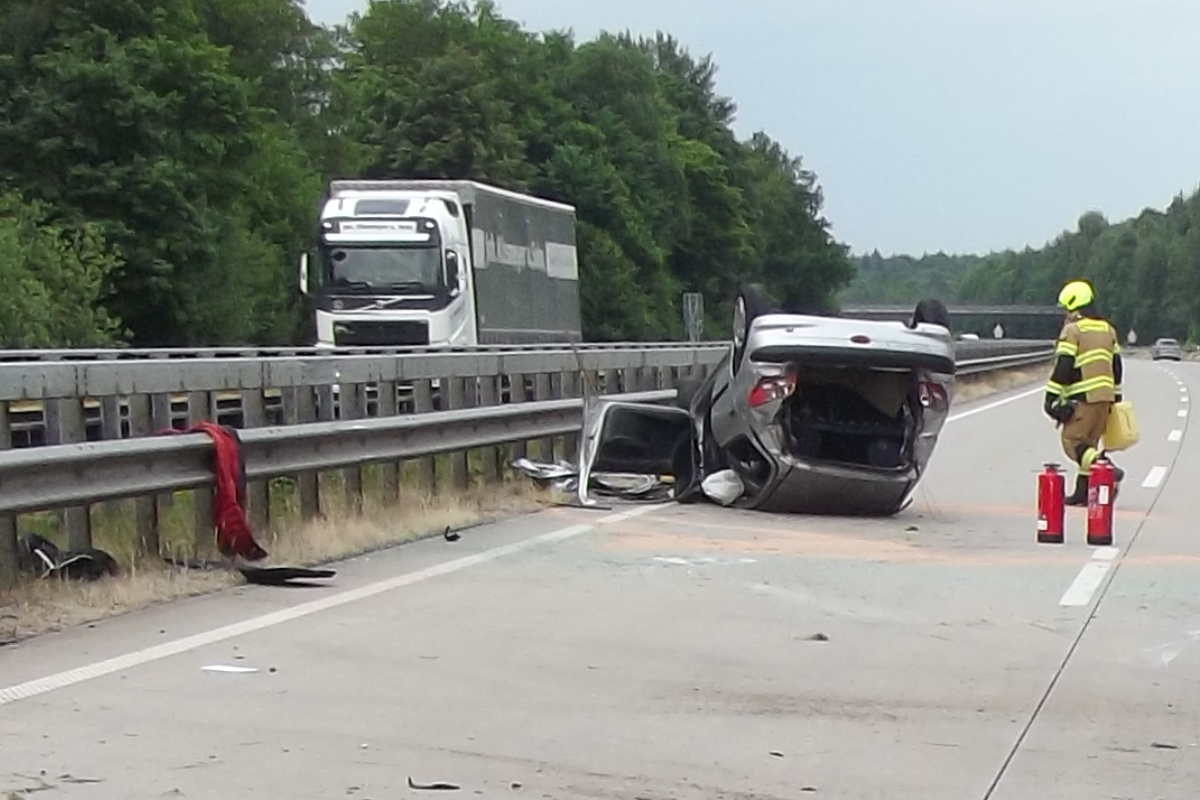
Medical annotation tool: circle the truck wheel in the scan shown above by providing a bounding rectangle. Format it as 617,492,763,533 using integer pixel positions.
909,298,951,330
732,283,772,373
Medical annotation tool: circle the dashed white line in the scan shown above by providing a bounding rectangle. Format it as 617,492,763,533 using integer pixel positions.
1060,547,1121,607
1179,409,1188,418
0,504,666,707
1142,466,1168,489
1169,430,1183,442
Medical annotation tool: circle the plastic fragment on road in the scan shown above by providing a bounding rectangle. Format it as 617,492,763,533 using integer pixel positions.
701,469,745,506
201,665,259,674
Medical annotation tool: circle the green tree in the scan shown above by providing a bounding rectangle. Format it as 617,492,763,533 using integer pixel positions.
0,188,124,347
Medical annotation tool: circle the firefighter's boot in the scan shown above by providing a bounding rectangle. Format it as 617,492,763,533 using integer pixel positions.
1064,474,1089,507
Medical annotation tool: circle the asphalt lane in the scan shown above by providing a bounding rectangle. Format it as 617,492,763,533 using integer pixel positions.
0,359,1191,799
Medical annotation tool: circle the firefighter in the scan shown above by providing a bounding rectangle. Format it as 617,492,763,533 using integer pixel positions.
1043,279,1126,505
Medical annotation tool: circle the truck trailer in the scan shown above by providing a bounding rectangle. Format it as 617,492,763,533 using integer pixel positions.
300,179,582,348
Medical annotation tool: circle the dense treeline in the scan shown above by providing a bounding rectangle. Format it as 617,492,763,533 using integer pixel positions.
840,251,982,305
843,189,1200,343
0,0,851,347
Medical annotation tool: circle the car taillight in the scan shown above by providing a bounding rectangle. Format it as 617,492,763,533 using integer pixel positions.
918,380,948,409
748,373,797,407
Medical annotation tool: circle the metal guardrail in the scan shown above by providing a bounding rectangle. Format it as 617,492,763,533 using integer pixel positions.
0,345,1053,514
0,342,722,363
0,339,1051,448
0,342,1053,584
0,390,674,515
955,347,1055,376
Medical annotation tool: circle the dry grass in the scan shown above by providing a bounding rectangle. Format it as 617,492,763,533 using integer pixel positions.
0,477,552,646
953,363,1047,405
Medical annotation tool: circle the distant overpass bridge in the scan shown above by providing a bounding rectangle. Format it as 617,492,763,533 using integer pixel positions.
840,304,1064,338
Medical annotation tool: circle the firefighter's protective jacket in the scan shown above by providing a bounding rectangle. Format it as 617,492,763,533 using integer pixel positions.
1045,313,1123,406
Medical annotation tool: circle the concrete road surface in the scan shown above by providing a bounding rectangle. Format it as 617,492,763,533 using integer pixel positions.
2,359,1198,799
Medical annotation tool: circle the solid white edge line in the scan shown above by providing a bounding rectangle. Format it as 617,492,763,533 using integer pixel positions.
1142,466,1168,489
947,386,1043,424
1169,430,1183,442
0,504,666,706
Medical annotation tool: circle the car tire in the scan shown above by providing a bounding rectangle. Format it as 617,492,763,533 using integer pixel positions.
909,298,951,330
732,283,772,373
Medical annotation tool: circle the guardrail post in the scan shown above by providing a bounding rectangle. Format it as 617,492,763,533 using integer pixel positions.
561,371,581,464
151,393,175,511
534,374,553,461
0,401,16,588
617,366,634,394
127,394,160,558
412,379,436,492
478,376,500,482
98,396,124,515
548,371,565,462
375,380,401,502
188,391,215,556
446,377,468,490
241,389,270,531
340,383,366,513
506,372,527,464
282,386,321,519
45,398,92,551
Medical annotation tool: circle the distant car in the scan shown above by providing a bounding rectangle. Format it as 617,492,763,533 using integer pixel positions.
577,286,957,516
1152,337,1182,361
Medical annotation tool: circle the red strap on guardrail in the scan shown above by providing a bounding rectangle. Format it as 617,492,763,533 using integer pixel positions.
157,421,268,563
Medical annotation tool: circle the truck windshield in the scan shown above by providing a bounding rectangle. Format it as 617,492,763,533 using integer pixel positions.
324,245,442,292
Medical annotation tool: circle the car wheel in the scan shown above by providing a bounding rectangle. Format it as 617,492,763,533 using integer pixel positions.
909,298,951,330
732,283,772,373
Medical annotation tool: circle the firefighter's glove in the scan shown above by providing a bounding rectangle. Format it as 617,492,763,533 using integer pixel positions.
1044,397,1075,425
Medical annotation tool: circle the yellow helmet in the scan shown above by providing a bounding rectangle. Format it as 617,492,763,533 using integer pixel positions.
1057,280,1094,312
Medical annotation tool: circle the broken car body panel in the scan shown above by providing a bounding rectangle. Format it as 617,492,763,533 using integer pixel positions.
577,298,957,516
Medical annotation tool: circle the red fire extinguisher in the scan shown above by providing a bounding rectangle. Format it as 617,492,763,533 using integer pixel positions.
1087,455,1116,547
1037,463,1065,544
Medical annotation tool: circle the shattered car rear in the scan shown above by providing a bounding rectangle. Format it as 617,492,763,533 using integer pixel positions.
574,289,957,516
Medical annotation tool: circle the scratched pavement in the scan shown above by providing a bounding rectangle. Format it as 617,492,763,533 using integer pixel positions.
1,358,1198,799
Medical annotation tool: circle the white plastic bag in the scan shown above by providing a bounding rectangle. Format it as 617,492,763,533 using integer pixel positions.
701,469,745,506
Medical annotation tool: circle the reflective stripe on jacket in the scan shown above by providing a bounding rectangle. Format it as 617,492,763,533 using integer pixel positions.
1045,315,1122,403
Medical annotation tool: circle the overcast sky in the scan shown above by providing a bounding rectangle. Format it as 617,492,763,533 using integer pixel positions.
301,0,1200,257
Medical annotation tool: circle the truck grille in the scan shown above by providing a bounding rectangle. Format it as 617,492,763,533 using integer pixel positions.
333,320,430,346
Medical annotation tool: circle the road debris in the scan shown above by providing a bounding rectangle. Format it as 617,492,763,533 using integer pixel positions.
201,665,259,674
443,526,461,542
407,776,461,791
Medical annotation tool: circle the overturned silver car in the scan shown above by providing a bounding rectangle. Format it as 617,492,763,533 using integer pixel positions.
577,287,957,516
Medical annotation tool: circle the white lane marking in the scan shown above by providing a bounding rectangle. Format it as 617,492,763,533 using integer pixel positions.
1060,548,1121,607
0,504,666,707
1142,466,1168,489
947,386,1043,424
1179,409,1188,418
1169,430,1183,442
